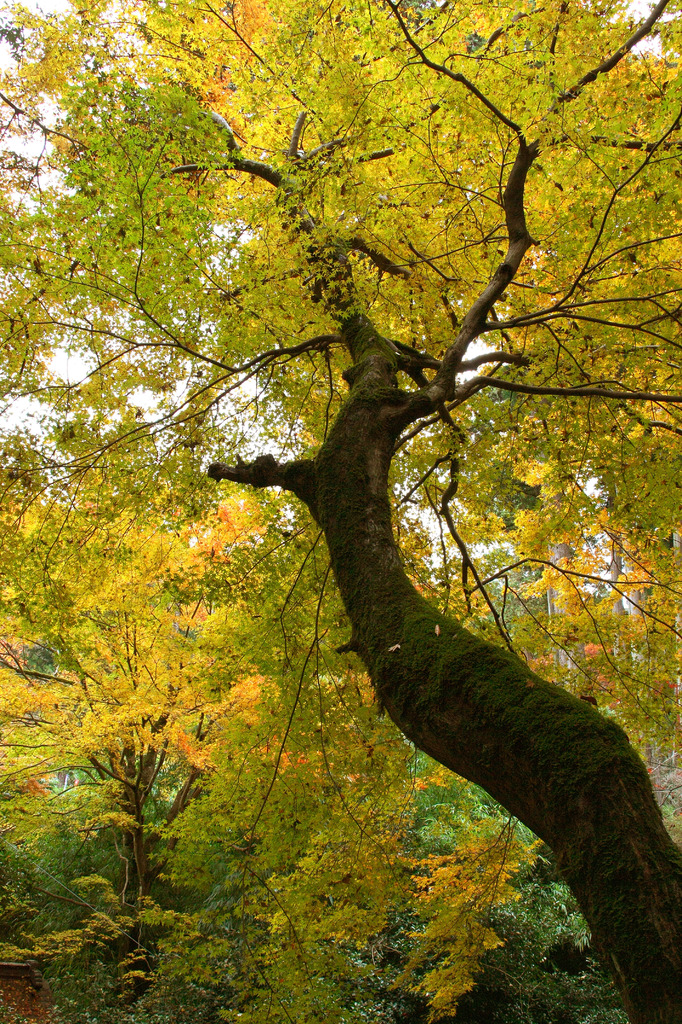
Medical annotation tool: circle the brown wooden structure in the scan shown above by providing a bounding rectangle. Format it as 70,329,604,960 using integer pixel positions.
0,961,53,1021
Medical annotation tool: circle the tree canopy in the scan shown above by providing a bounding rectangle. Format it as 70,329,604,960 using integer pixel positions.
1,0,682,1021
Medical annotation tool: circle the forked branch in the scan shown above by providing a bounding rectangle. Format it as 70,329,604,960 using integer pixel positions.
385,0,524,137
399,138,538,419
438,487,513,650
0,89,81,147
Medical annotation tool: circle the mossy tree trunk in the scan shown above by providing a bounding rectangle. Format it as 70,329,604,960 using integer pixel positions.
205,129,682,1023
316,331,682,1024
210,316,682,1023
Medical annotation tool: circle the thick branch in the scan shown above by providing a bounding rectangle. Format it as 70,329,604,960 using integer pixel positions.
288,111,307,157
170,110,283,185
172,130,405,317
558,0,672,103
208,455,318,518
349,236,411,278
356,147,395,163
392,338,441,371
0,658,76,688
170,155,282,187
399,140,537,419
475,111,682,348
230,334,342,375
648,420,682,437
305,138,346,160
444,140,537,363
459,351,530,371
206,110,241,151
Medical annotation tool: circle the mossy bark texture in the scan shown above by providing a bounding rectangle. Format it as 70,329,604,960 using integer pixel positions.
210,314,682,1021
310,334,682,1024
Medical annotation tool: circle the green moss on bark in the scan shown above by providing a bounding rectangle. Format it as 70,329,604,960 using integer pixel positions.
312,364,682,1023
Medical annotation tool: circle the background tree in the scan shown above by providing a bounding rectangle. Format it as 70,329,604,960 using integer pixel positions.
1,0,682,1020
0,502,265,992
0,501,545,1022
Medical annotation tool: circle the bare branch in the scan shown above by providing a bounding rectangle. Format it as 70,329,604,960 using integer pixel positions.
305,138,346,160
407,242,458,282
208,455,318,518
648,420,682,438
288,111,307,157
204,1,273,70
384,0,524,137
438,491,513,650
399,454,452,505
558,0,672,104
356,147,395,163
170,155,282,188
412,140,538,411
34,886,93,910
485,9,538,52
349,236,411,278
0,657,76,688
475,558,682,636
588,134,682,153
563,111,682,301
459,351,530,371
0,90,81,147
206,110,241,151
474,376,682,403
300,137,394,164
232,334,343,375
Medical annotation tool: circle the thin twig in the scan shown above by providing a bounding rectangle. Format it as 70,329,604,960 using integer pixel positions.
437,485,514,650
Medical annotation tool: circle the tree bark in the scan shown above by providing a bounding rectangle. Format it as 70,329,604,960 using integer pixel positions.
302,333,682,1023
211,322,682,1020
203,120,682,1024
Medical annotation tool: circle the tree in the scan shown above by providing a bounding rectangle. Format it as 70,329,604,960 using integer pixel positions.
0,505,264,992
0,503,538,1022
1,0,682,1019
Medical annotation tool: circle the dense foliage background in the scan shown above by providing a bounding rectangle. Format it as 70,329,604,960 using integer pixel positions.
0,0,681,1019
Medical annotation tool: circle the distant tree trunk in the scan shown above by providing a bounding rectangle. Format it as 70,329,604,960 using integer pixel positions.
547,542,573,669
547,542,572,619
645,532,682,812
610,546,625,617
674,532,682,754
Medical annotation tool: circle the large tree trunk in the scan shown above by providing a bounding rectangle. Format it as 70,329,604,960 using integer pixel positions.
311,357,682,1023
205,126,682,1020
